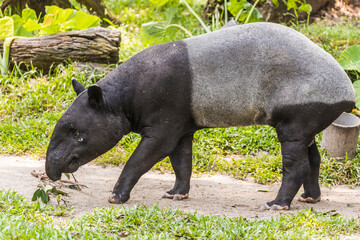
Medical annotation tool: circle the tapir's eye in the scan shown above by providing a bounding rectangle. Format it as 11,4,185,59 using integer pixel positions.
69,128,79,137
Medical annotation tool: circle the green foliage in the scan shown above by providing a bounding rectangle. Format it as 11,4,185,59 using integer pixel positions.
282,0,312,27
23,6,101,36
32,185,68,204
141,0,264,45
337,45,360,108
140,6,193,45
228,0,262,23
353,81,360,109
0,17,15,39
338,45,360,72
0,6,100,39
0,6,101,75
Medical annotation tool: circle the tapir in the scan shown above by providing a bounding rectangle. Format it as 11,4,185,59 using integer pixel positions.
45,22,355,210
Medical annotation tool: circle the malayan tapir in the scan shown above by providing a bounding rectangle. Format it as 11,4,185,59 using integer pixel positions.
45,22,355,210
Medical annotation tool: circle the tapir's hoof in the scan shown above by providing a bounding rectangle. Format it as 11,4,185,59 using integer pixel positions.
262,203,289,211
298,196,321,203
162,192,189,200
108,192,129,204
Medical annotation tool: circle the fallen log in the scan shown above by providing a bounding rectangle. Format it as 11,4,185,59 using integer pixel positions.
0,27,121,72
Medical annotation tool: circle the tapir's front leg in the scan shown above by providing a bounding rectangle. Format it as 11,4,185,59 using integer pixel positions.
162,132,194,200
109,133,179,204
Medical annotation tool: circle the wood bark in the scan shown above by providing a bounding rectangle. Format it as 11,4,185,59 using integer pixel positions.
0,27,121,71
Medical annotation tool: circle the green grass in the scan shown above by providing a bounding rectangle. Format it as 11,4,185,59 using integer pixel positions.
1,190,359,239
300,20,360,59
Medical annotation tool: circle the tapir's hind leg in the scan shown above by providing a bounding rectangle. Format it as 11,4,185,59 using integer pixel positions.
265,139,311,210
264,102,352,210
163,132,194,200
299,141,321,203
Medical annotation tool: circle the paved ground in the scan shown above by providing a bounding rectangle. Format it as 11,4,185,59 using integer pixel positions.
1,155,360,219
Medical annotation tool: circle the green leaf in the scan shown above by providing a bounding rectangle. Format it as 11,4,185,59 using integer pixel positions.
44,185,54,192
246,8,263,23
23,19,41,32
12,15,33,37
299,3,312,14
353,81,360,109
51,188,68,195
165,6,180,25
21,8,37,22
338,45,360,71
72,11,100,30
150,0,170,6
228,0,246,17
40,190,50,204
285,0,297,10
0,17,14,39
56,194,63,203
31,189,41,201
64,173,70,179
272,0,279,8
140,21,167,44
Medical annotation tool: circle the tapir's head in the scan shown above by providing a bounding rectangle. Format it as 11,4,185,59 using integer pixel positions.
45,79,130,181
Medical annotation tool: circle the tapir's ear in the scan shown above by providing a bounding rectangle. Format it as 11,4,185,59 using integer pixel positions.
72,78,86,96
88,84,103,108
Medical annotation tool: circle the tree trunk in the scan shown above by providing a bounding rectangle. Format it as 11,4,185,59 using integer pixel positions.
0,27,121,72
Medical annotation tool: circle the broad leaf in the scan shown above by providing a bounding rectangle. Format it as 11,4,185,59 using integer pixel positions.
31,189,41,201
40,190,50,204
150,0,170,6
0,17,14,39
352,80,360,109
21,8,37,22
165,6,180,25
228,0,246,17
141,22,166,44
285,0,297,10
12,15,33,37
338,45,360,72
23,19,41,32
72,11,100,30
299,3,312,14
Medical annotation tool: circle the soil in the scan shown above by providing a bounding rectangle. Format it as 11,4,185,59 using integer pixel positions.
311,0,360,22
1,155,360,219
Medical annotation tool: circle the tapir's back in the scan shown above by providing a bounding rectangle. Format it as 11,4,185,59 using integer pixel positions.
183,23,355,128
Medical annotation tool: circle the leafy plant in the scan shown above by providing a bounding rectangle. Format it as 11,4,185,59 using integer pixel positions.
0,6,101,75
23,6,101,36
141,6,193,45
281,0,312,27
228,0,263,23
338,45,360,108
141,0,263,45
32,185,67,204
338,45,360,72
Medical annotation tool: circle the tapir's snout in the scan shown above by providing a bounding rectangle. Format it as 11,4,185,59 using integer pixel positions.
45,161,62,181
45,150,63,181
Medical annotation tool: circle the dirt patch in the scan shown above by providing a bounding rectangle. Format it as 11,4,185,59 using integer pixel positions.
312,0,360,22
1,155,360,219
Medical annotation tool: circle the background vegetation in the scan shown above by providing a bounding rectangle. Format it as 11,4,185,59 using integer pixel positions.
0,0,360,238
